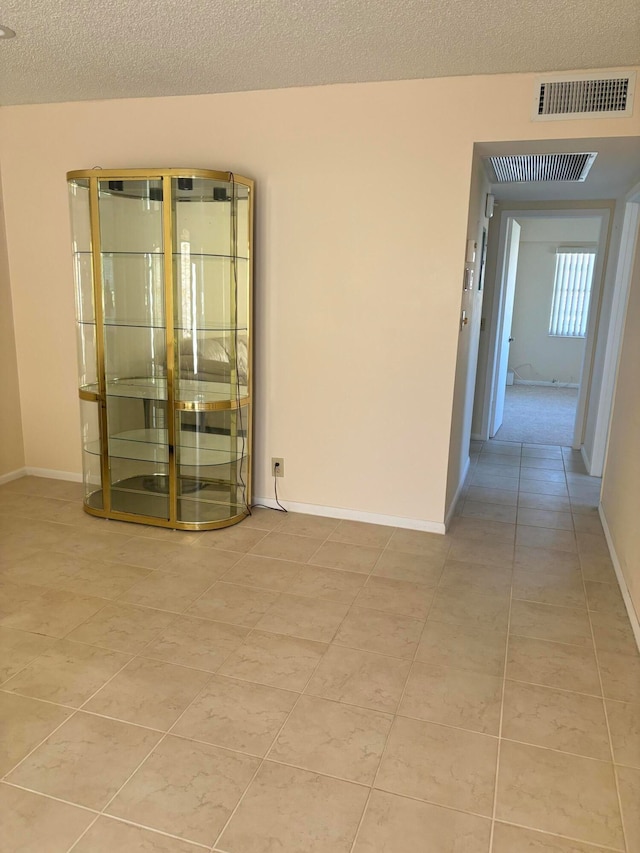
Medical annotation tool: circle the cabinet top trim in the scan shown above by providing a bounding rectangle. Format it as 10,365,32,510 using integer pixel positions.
67,168,254,188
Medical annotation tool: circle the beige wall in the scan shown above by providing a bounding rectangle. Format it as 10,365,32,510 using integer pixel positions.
601,227,640,626
0,166,25,477
0,70,638,525
509,217,601,385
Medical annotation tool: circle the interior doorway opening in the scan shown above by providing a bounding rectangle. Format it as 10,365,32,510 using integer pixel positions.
445,136,640,526
487,212,606,447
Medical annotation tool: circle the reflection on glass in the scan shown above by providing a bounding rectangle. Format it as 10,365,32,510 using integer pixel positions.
174,256,249,331
171,178,235,257
68,179,91,253
176,406,250,523
175,330,248,404
76,322,98,389
106,396,169,519
72,253,94,323
110,458,169,518
80,400,102,507
103,326,167,393
98,180,164,254
102,253,164,327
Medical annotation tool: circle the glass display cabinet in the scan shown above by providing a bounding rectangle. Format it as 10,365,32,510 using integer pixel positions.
67,168,253,529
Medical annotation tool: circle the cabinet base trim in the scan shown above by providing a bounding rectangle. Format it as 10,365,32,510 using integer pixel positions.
253,497,446,534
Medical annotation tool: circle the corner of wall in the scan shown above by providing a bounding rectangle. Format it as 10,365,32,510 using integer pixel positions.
445,150,490,514
0,163,26,478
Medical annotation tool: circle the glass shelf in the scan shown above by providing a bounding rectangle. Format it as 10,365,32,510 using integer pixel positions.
84,428,247,466
175,378,249,405
176,324,249,333
80,377,249,406
74,250,250,261
87,250,249,260
82,378,168,401
77,320,248,332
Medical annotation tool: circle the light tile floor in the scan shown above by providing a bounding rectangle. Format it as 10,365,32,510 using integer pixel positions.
0,440,639,852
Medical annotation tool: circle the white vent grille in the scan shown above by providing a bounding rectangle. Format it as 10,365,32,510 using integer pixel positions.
533,72,635,121
488,153,597,183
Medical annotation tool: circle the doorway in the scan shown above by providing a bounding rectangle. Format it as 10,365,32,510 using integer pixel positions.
489,212,605,447
478,206,611,452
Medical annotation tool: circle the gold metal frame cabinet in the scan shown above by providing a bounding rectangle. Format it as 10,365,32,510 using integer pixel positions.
67,168,254,530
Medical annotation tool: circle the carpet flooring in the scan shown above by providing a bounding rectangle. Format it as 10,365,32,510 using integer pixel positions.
494,384,578,446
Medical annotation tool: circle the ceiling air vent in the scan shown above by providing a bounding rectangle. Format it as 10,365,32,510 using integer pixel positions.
533,71,635,121
488,153,597,183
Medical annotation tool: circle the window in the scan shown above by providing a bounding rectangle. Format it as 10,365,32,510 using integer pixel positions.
548,250,596,337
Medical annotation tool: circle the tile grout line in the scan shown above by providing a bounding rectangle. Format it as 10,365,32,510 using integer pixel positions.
6,677,630,770
487,515,515,853
2,548,258,848
66,813,213,852
214,521,433,853
490,816,626,852
579,544,630,852
347,551,448,852
201,513,350,853
64,807,212,852
1,594,187,831
3,775,627,853
208,606,361,853
63,626,247,853
2,780,100,816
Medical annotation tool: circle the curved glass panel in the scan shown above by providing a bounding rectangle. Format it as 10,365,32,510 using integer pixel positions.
176,405,250,523
79,400,102,509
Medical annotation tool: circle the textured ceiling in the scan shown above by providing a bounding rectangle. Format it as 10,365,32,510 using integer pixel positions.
0,0,638,106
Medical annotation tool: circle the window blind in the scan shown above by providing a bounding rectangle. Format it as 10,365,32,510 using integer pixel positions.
549,251,596,337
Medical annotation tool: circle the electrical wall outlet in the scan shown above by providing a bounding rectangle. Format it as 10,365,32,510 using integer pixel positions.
271,457,284,477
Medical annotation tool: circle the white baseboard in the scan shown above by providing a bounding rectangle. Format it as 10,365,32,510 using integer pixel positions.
252,497,446,535
599,503,640,653
0,467,27,486
580,444,592,474
25,467,83,483
513,379,579,388
444,456,471,531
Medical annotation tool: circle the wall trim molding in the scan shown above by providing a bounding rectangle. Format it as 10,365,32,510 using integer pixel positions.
513,379,579,388
599,503,640,653
0,467,27,486
5,467,448,535
253,497,446,535
580,443,592,475
25,467,83,483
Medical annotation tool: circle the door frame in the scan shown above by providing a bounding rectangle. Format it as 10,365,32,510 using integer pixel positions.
488,217,521,437
590,182,640,474
479,205,612,449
